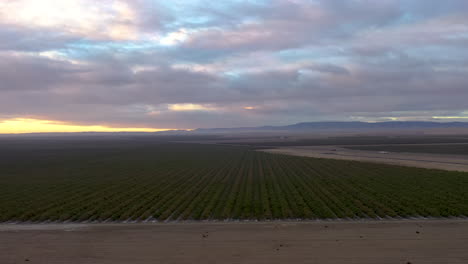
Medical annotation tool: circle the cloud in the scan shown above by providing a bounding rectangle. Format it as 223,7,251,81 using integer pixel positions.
0,0,172,43
168,103,217,111
0,52,80,91
350,14,468,57
1,46,467,129
0,0,468,130
0,0,137,40
159,28,190,46
180,0,402,53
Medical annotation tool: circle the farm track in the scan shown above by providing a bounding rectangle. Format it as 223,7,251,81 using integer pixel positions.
1,142,468,222
263,145,468,172
2,220,468,264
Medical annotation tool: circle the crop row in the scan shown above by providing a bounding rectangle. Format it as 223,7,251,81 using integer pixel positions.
1,142,468,222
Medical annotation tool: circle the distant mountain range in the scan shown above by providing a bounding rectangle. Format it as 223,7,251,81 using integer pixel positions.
2,121,468,137
192,121,468,134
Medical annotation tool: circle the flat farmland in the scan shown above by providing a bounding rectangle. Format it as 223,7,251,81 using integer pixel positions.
1,138,468,222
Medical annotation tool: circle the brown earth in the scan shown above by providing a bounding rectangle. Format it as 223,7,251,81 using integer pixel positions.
262,146,468,172
1,220,468,264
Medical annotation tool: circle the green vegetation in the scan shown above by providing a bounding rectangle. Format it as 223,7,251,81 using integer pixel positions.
1,138,468,222
346,144,468,156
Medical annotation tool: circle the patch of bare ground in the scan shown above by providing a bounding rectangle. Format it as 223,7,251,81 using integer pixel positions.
1,220,468,264
262,146,468,172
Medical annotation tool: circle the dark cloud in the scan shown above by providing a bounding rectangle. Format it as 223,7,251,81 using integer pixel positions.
1,47,467,128
0,27,78,52
0,54,82,91
181,0,402,53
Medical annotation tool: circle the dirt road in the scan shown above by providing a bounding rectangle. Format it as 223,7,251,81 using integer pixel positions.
1,220,468,264
262,146,468,172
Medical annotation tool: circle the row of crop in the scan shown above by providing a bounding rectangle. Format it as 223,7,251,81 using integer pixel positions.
301,156,468,218
26,170,166,222
2,143,468,222
197,152,246,219
2,145,246,222
292,156,397,218
280,155,352,218
351,162,468,217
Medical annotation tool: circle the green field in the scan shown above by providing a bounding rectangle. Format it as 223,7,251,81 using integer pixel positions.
1,138,468,222
346,144,468,156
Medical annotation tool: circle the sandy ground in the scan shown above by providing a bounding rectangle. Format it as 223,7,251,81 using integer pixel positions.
262,146,468,172
1,220,468,264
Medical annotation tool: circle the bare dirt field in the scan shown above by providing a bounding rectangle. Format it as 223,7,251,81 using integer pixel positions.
1,220,468,264
263,146,468,172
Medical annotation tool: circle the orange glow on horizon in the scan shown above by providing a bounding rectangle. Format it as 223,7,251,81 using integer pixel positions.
0,118,174,134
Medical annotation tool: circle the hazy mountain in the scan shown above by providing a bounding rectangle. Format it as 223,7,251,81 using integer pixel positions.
192,121,468,134
2,122,468,137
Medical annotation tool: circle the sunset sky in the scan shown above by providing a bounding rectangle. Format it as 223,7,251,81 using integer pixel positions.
1,0,468,133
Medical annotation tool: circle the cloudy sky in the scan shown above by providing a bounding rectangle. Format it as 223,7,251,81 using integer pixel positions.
1,0,468,132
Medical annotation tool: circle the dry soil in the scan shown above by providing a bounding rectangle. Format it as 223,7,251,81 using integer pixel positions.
262,146,468,172
1,220,468,264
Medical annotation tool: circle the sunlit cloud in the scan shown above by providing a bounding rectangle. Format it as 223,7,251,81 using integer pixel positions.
433,116,468,119
36,50,85,65
159,28,190,46
171,63,216,73
0,118,172,134
0,0,139,40
168,104,217,112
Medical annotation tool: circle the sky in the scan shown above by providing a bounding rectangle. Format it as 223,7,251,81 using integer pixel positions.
0,0,468,133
